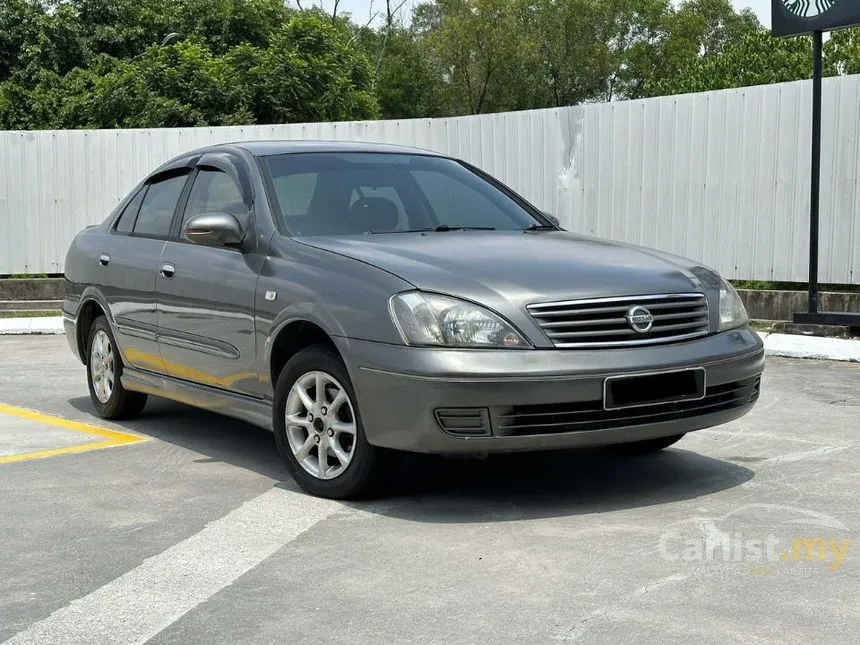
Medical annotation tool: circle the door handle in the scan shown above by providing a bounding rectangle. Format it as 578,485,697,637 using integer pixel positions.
99,254,110,267
161,264,175,279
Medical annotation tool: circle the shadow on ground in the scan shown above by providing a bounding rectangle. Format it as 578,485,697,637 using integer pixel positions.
68,396,287,481
70,395,754,523
358,447,754,523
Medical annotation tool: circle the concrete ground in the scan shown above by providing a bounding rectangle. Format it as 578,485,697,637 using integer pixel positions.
0,336,857,645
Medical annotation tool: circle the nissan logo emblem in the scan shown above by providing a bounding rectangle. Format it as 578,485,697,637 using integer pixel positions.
626,305,654,333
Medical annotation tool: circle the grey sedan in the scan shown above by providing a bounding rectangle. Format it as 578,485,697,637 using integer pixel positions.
63,141,763,499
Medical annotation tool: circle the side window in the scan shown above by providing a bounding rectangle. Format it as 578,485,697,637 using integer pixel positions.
181,168,246,230
133,173,189,238
115,187,146,233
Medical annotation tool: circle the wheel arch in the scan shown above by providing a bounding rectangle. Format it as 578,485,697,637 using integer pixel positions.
268,319,344,387
74,288,124,366
75,298,108,365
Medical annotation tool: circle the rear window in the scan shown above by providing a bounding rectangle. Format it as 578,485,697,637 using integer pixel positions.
115,187,146,233
263,152,541,236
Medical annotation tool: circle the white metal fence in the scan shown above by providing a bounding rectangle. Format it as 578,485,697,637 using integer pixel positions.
1,75,859,282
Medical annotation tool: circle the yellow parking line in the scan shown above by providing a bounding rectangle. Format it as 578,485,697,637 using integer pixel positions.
0,403,147,464
0,441,141,464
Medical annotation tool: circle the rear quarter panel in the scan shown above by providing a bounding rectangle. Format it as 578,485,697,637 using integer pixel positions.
63,227,106,319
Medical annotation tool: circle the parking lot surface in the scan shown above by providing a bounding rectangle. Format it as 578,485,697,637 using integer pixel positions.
0,335,857,644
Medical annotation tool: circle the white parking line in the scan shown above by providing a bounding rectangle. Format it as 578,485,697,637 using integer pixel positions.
3,487,341,645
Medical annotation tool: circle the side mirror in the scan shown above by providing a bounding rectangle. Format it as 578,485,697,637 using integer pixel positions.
184,212,245,248
543,212,560,227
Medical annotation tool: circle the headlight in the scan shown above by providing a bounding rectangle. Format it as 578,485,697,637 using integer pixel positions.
389,291,530,348
718,278,748,331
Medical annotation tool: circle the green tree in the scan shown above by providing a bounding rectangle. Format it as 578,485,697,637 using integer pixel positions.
172,0,292,54
60,0,177,60
598,0,671,100
423,0,525,115
636,0,761,97
0,10,378,129
4,0,858,130
38,3,89,76
250,13,378,123
0,0,48,82
359,26,443,119
68,44,254,128
669,0,760,59
825,29,860,75
655,29,813,96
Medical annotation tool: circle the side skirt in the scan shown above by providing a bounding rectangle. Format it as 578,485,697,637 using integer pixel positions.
122,367,274,432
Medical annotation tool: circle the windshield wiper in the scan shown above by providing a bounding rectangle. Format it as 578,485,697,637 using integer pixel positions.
524,223,558,231
367,228,432,234
432,225,496,232
367,226,497,234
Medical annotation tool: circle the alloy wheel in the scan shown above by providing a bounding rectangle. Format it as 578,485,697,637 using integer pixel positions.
90,329,115,404
285,371,357,480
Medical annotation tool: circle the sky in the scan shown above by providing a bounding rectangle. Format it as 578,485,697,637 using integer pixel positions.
293,1,772,29
737,0,772,27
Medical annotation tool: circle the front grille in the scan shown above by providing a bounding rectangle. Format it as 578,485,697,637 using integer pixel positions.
527,293,710,348
494,377,760,437
435,408,492,437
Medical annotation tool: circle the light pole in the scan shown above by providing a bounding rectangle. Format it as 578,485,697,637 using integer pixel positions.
772,0,860,328
130,33,182,61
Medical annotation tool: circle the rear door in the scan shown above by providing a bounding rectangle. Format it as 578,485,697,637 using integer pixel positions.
97,169,192,374
155,158,263,396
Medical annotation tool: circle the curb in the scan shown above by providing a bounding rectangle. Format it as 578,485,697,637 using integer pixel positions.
0,316,65,335
756,331,860,363
1,317,857,362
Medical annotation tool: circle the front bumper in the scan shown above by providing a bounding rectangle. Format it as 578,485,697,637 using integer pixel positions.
339,327,764,454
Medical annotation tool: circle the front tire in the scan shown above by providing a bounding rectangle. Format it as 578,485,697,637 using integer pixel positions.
273,345,388,500
86,316,148,419
610,433,686,455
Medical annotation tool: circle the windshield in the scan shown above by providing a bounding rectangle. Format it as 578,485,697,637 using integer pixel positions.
262,152,546,236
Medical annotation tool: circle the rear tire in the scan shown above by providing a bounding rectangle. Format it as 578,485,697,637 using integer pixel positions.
273,344,389,500
86,316,148,420
610,433,685,455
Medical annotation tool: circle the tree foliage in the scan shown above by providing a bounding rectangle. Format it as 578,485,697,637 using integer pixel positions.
0,1,378,129
654,30,814,96
1,0,860,129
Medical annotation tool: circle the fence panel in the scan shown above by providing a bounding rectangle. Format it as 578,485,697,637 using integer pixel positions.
1,76,858,282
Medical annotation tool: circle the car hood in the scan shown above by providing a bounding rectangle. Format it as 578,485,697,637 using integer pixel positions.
294,231,720,306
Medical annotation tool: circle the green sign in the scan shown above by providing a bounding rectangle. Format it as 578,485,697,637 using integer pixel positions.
773,0,860,37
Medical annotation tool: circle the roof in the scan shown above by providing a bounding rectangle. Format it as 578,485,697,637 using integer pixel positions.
147,139,448,180
224,140,444,157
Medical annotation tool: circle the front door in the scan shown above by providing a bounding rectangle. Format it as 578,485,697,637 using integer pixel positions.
156,166,262,397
